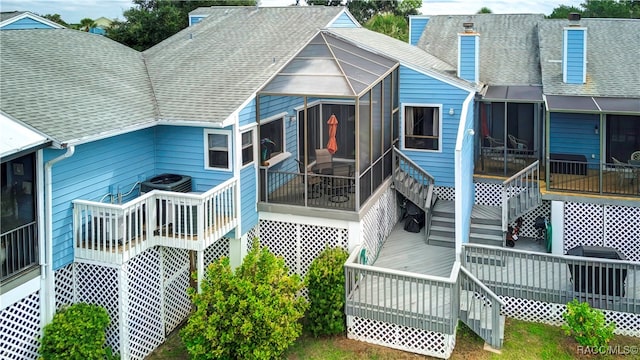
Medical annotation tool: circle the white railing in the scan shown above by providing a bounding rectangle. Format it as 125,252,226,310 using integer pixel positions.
73,178,238,264
462,244,640,314
344,246,459,335
501,160,540,234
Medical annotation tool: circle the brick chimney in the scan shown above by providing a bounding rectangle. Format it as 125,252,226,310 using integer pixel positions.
563,13,587,84
458,22,479,83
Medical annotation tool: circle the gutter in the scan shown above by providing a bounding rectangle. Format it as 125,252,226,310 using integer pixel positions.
42,145,75,323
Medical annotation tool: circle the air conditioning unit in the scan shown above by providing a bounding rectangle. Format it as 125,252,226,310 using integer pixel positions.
141,174,192,193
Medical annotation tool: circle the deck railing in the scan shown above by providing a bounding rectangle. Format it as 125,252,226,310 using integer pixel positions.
458,266,505,349
548,159,640,197
501,161,540,235
462,244,640,314
480,147,536,177
345,246,459,334
73,178,238,264
0,221,38,282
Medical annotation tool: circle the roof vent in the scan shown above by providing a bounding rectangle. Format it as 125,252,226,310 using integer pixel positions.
463,22,474,33
568,12,581,23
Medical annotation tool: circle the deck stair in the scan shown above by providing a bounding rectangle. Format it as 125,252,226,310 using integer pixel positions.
459,289,505,349
469,204,503,247
428,200,455,248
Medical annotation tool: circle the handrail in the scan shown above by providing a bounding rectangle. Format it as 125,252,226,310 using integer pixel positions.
459,266,506,307
501,160,540,234
392,146,435,211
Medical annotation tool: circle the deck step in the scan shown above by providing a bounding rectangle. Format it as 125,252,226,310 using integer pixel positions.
431,216,454,228
428,234,455,248
430,225,454,238
471,217,502,226
469,232,503,246
470,223,502,236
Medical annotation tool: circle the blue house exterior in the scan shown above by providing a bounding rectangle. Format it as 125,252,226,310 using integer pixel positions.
1,7,638,360
0,11,65,30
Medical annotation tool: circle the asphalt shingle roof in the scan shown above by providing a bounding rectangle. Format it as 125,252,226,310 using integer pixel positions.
143,6,344,124
538,18,640,98
0,29,158,145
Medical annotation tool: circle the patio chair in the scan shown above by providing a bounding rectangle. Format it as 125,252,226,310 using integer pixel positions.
484,135,504,148
314,148,333,175
507,134,528,150
631,151,640,161
295,160,322,198
611,157,635,187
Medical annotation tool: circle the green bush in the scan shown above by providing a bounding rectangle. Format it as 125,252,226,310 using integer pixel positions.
180,242,307,360
305,247,349,337
39,303,117,360
562,299,615,347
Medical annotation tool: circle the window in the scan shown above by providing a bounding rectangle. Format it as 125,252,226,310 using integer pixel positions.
260,117,284,161
404,106,440,150
241,130,254,166
205,130,231,170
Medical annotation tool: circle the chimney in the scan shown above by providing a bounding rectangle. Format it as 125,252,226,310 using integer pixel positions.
458,22,479,83
563,13,587,84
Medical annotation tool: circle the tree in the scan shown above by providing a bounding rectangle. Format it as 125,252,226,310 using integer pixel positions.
548,0,639,18
108,0,256,51
477,7,492,14
365,13,409,42
41,14,68,27
79,18,96,32
548,5,583,19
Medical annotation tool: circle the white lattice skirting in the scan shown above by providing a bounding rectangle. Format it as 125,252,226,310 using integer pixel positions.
347,316,456,359
501,296,640,337
0,291,41,360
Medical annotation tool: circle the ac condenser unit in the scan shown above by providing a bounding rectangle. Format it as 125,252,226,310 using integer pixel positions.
141,174,192,193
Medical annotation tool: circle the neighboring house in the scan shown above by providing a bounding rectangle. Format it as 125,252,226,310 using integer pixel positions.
0,6,638,360
0,11,65,30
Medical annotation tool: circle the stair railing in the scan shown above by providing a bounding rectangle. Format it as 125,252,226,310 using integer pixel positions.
501,160,541,240
392,147,436,237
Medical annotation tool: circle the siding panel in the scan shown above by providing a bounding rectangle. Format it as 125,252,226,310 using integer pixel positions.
240,164,258,234
409,17,429,46
329,12,358,28
549,112,599,164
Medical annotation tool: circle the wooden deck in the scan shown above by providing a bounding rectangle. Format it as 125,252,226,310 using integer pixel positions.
374,221,456,277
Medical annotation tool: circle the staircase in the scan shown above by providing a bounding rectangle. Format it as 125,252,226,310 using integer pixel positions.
459,290,505,349
469,204,503,247
428,200,455,248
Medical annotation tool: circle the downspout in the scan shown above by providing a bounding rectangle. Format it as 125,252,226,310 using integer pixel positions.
43,145,75,323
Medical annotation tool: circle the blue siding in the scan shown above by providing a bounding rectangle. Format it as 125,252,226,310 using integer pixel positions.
550,112,599,164
155,125,234,191
564,28,586,84
1,17,57,30
459,101,475,245
398,66,470,187
240,164,258,234
408,16,429,45
259,95,305,174
458,35,477,82
239,99,256,128
329,12,358,28
48,130,156,269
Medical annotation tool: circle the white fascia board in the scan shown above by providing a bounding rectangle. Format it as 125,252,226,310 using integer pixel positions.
0,12,65,29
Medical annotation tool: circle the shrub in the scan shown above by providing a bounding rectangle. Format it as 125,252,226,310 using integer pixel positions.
180,242,307,360
305,247,349,337
39,303,116,360
562,299,615,347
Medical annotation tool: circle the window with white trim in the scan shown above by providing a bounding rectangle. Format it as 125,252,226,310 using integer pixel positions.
241,130,254,166
205,129,231,170
260,117,284,161
404,105,441,151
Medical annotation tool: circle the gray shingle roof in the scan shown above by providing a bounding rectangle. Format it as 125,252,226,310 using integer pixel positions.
143,6,344,124
329,27,474,91
0,11,25,22
538,18,640,98
0,29,158,145
417,14,545,86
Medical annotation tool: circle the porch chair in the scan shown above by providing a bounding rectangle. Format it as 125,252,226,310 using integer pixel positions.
611,157,635,187
314,148,333,175
631,151,640,161
295,160,322,198
484,135,504,148
507,134,528,150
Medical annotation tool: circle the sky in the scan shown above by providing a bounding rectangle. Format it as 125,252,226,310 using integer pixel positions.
0,0,584,24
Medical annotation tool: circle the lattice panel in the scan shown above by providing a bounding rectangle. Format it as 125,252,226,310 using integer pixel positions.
500,296,639,337
0,291,40,360
563,202,604,252
204,237,230,265
603,205,640,262
161,247,192,335
510,200,551,238
75,262,121,352
362,186,399,264
434,186,455,201
347,316,455,359
259,220,298,273
474,182,503,206
55,263,75,308
246,224,259,254
125,247,164,360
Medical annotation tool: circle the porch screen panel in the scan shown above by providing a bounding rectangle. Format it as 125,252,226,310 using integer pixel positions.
372,83,382,160
383,75,392,177
359,92,371,173
300,105,321,162
322,103,355,159
606,115,640,161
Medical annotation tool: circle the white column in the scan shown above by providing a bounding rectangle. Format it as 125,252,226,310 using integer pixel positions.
551,201,565,255
347,221,361,252
229,236,244,270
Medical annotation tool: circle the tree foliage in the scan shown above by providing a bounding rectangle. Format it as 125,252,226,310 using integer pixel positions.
549,0,640,18
180,242,307,360
41,14,69,27
365,13,409,42
108,0,256,51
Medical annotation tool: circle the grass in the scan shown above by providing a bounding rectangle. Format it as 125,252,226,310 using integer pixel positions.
148,318,640,359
